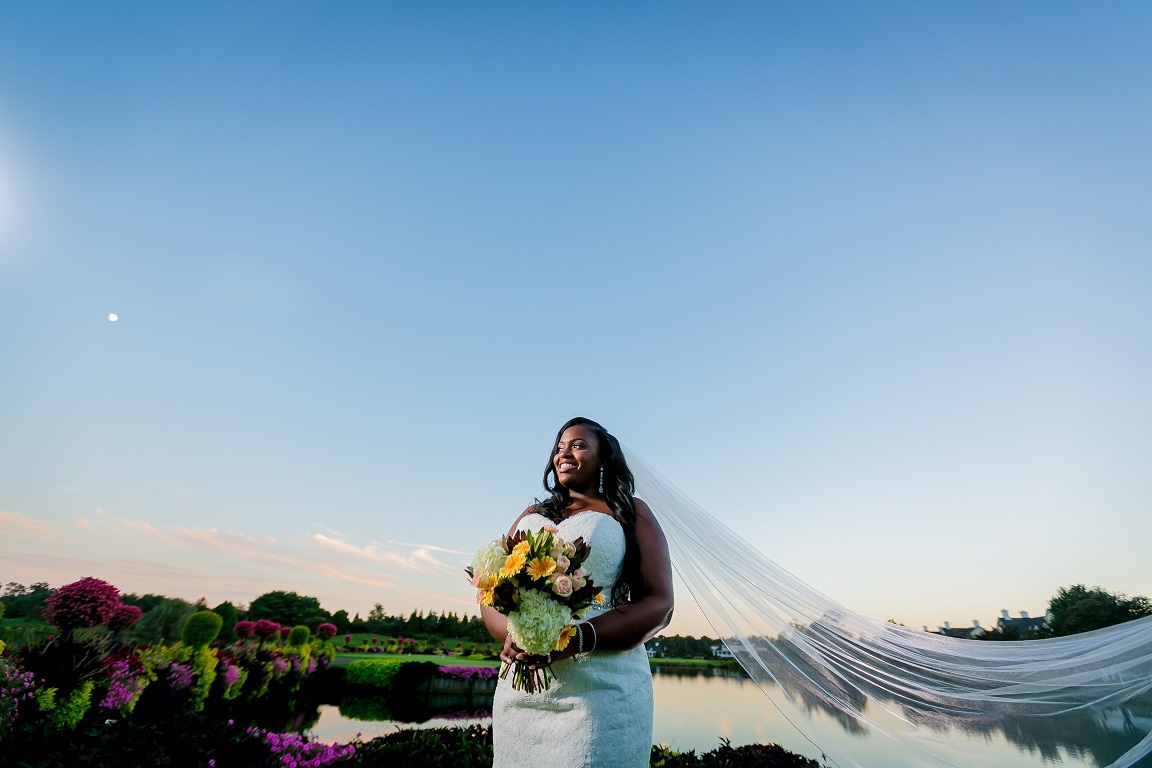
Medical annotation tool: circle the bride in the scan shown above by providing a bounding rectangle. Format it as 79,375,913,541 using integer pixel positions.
482,417,674,768
483,417,1152,768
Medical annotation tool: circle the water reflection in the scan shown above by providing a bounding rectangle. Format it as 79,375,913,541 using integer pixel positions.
305,665,1151,766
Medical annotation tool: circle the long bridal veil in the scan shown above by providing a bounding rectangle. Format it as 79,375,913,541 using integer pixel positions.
627,450,1152,768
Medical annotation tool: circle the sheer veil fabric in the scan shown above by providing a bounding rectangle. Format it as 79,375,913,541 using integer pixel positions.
626,450,1152,768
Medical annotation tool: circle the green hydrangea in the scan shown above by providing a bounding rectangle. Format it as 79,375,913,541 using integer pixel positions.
507,588,570,655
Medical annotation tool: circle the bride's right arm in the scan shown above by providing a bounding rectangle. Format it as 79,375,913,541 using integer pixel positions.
480,504,539,644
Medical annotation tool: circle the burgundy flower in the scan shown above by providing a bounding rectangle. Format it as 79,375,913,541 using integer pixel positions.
107,604,143,633
253,619,281,640
45,577,121,633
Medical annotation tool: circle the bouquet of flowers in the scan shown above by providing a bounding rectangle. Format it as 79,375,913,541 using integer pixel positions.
467,525,604,692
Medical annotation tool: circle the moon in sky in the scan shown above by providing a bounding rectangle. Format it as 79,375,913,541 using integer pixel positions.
108,313,118,322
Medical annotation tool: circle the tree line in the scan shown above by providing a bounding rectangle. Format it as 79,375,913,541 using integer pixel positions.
1,583,493,645
5,580,1149,649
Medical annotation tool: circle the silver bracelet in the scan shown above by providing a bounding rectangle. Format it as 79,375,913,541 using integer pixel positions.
576,623,584,654
587,621,597,653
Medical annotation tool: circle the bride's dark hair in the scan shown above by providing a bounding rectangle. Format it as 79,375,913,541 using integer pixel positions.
537,417,644,606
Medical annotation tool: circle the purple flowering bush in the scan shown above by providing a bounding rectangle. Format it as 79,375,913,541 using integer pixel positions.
234,620,256,640
99,658,148,713
437,665,498,682
44,577,122,635
0,658,36,738
316,623,337,641
249,727,356,768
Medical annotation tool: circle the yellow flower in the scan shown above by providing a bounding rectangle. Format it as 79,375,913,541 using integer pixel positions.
526,556,557,580
500,551,527,578
554,624,577,652
512,540,531,557
478,588,495,606
593,592,606,605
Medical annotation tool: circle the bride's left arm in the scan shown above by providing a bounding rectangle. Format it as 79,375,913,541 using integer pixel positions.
558,498,674,657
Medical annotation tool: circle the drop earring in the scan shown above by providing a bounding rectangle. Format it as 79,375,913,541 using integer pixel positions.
598,467,604,494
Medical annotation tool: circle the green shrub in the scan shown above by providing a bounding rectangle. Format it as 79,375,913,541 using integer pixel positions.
48,680,94,730
346,658,405,688
181,611,223,649
188,646,218,713
287,625,310,646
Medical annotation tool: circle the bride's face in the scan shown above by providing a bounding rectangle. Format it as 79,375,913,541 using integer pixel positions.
553,425,602,490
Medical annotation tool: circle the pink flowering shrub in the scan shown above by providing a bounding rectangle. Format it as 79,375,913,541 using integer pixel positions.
253,619,280,641
234,620,255,640
107,604,143,633
279,626,292,640
44,577,122,634
316,623,337,641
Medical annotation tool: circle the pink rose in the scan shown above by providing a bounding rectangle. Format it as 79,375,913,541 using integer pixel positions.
572,570,587,590
554,555,571,573
551,575,574,598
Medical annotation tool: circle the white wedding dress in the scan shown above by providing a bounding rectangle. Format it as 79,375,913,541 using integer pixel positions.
491,510,653,768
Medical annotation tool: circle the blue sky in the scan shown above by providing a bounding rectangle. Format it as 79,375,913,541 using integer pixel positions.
1,2,1150,634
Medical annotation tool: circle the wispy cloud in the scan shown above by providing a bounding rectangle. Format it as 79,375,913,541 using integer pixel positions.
307,534,457,574
389,540,469,556
0,509,65,539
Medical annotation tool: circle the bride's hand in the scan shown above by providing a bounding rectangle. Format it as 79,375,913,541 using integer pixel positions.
499,635,526,665
501,635,561,670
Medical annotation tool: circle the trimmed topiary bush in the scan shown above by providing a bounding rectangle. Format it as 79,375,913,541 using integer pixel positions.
346,658,406,688
287,625,310,646
253,619,281,641
316,623,337,641
181,611,223,649
44,577,121,635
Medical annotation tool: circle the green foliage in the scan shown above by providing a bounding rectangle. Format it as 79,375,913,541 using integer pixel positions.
645,634,720,659
47,680,94,730
1,581,52,620
221,666,248,700
247,591,328,627
287,624,310,646
346,658,406,688
130,597,196,644
351,725,494,767
331,609,350,632
648,738,820,767
211,601,239,643
121,592,170,613
181,611,223,649
188,646,218,713
1048,584,1152,637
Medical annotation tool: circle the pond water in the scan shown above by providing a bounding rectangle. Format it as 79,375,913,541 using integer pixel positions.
308,667,1152,767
